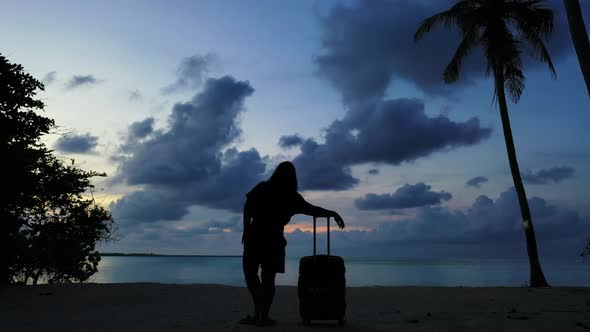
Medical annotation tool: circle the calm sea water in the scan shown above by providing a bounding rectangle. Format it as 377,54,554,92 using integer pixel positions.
91,256,590,287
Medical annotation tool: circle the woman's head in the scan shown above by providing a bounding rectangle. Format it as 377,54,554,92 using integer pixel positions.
269,161,298,192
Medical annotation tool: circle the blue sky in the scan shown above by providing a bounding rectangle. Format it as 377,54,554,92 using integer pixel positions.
3,0,589,258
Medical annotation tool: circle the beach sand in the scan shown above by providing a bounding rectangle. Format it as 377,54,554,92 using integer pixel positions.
1,283,589,331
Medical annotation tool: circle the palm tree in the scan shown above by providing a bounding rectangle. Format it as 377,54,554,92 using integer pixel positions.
564,0,590,97
415,0,555,287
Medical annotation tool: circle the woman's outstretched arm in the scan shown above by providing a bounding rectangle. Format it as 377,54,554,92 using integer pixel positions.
300,201,345,229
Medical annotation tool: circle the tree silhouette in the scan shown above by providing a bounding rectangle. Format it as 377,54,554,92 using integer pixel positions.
1,54,114,285
564,0,590,98
415,0,555,287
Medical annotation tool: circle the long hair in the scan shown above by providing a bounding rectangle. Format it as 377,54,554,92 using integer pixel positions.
268,161,298,192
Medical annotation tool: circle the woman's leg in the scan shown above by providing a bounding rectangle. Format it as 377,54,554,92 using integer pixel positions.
260,268,277,319
242,253,261,318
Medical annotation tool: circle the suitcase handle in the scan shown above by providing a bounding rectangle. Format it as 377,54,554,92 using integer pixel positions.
313,216,330,257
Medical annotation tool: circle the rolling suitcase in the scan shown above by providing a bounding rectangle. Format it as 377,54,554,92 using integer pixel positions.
298,216,346,325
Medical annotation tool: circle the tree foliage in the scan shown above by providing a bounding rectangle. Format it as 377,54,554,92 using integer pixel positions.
1,53,114,285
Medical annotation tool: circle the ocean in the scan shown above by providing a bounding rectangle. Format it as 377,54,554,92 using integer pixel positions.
91,256,590,287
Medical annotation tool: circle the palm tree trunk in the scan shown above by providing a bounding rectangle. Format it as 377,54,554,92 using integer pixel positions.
494,66,549,288
564,0,590,98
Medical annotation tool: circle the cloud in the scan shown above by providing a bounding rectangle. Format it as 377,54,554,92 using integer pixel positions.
522,166,575,185
106,187,587,259
293,139,359,190
110,190,190,225
355,182,452,210
129,89,143,102
54,133,98,154
111,76,266,225
368,168,379,175
161,53,214,94
202,216,242,232
466,176,488,188
65,75,102,89
286,187,588,258
278,134,304,148
41,71,56,86
316,0,578,103
373,187,586,245
119,117,156,153
282,1,501,191
117,76,254,186
292,98,491,190
128,117,155,140
165,217,243,238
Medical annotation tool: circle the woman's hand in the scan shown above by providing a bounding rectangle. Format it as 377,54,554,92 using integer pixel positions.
332,212,345,229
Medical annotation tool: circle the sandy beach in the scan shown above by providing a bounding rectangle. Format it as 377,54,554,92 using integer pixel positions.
1,283,589,331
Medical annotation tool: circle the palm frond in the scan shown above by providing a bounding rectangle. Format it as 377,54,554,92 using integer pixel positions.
415,0,556,104
497,23,525,102
504,61,526,103
480,17,525,102
444,26,481,83
414,1,478,41
507,0,554,38
414,11,458,41
520,28,556,77
510,3,556,77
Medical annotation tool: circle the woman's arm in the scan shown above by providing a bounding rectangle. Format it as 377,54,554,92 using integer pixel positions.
300,201,345,229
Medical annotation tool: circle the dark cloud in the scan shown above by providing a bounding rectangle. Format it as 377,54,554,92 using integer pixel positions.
179,147,267,212
161,53,214,94
54,133,98,154
466,176,488,188
288,1,505,191
203,216,242,232
41,71,56,86
117,76,254,186
129,89,143,102
110,190,190,225
65,75,101,89
119,118,156,153
292,98,491,190
108,187,587,259
316,0,578,103
372,187,585,246
128,117,155,140
112,149,267,226
522,166,575,185
278,134,304,148
111,76,266,225
368,168,379,175
165,217,242,238
355,182,452,210
293,138,359,190
286,187,587,258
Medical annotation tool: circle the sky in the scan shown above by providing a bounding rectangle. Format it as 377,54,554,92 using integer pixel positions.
2,0,590,259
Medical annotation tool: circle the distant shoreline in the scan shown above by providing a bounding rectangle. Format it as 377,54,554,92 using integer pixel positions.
99,253,241,258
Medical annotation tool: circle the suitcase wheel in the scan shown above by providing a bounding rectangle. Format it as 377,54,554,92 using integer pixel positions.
303,319,311,326
338,317,346,325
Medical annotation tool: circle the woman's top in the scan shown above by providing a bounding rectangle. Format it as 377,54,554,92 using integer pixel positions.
244,181,305,252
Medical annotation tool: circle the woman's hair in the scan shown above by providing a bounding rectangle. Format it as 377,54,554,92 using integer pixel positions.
268,161,298,192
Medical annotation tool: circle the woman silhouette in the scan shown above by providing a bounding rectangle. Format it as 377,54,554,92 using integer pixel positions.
240,161,345,326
